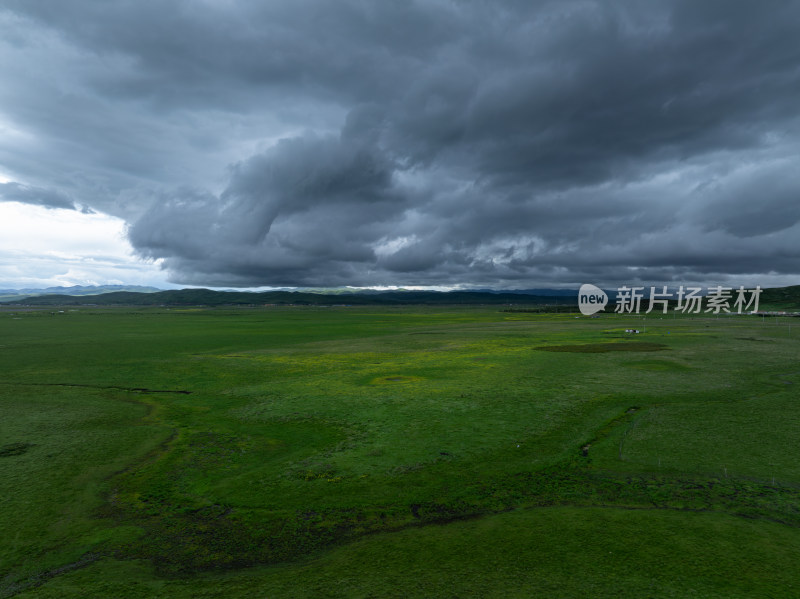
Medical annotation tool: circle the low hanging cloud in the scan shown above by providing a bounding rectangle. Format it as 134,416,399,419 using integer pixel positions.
0,182,77,211
3,0,800,287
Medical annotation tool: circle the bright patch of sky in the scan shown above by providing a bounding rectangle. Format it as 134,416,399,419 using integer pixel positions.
0,202,175,289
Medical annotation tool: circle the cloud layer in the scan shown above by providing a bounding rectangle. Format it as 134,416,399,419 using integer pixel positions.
2,0,800,287
0,182,76,211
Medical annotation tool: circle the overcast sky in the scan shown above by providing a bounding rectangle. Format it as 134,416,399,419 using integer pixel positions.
1,0,799,290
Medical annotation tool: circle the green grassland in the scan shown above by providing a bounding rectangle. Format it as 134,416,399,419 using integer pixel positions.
1,306,799,597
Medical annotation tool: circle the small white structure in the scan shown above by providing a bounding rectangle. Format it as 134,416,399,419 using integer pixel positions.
624,329,640,334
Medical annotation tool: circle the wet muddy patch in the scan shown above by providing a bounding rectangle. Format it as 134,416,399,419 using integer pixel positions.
371,375,423,384
0,442,35,457
535,342,667,353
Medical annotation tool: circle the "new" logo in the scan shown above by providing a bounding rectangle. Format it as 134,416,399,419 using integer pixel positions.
578,284,608,316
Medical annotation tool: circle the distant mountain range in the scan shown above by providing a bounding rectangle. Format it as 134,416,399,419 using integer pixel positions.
462,288,578,296
1,284,797,309
0,285,161,303
0,287,577,307
756,285,800,310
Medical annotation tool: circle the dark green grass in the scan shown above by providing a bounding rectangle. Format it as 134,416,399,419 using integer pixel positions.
16,508,800,599
0,385,169,593
1,307,799,597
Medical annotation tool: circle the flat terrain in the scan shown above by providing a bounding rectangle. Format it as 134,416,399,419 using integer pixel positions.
1,306,798,597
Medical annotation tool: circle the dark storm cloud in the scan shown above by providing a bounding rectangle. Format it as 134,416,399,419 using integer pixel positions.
0,182,76,210
3,0,800,287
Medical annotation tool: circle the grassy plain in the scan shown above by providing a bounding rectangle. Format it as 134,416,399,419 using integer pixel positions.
1,306,798,597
